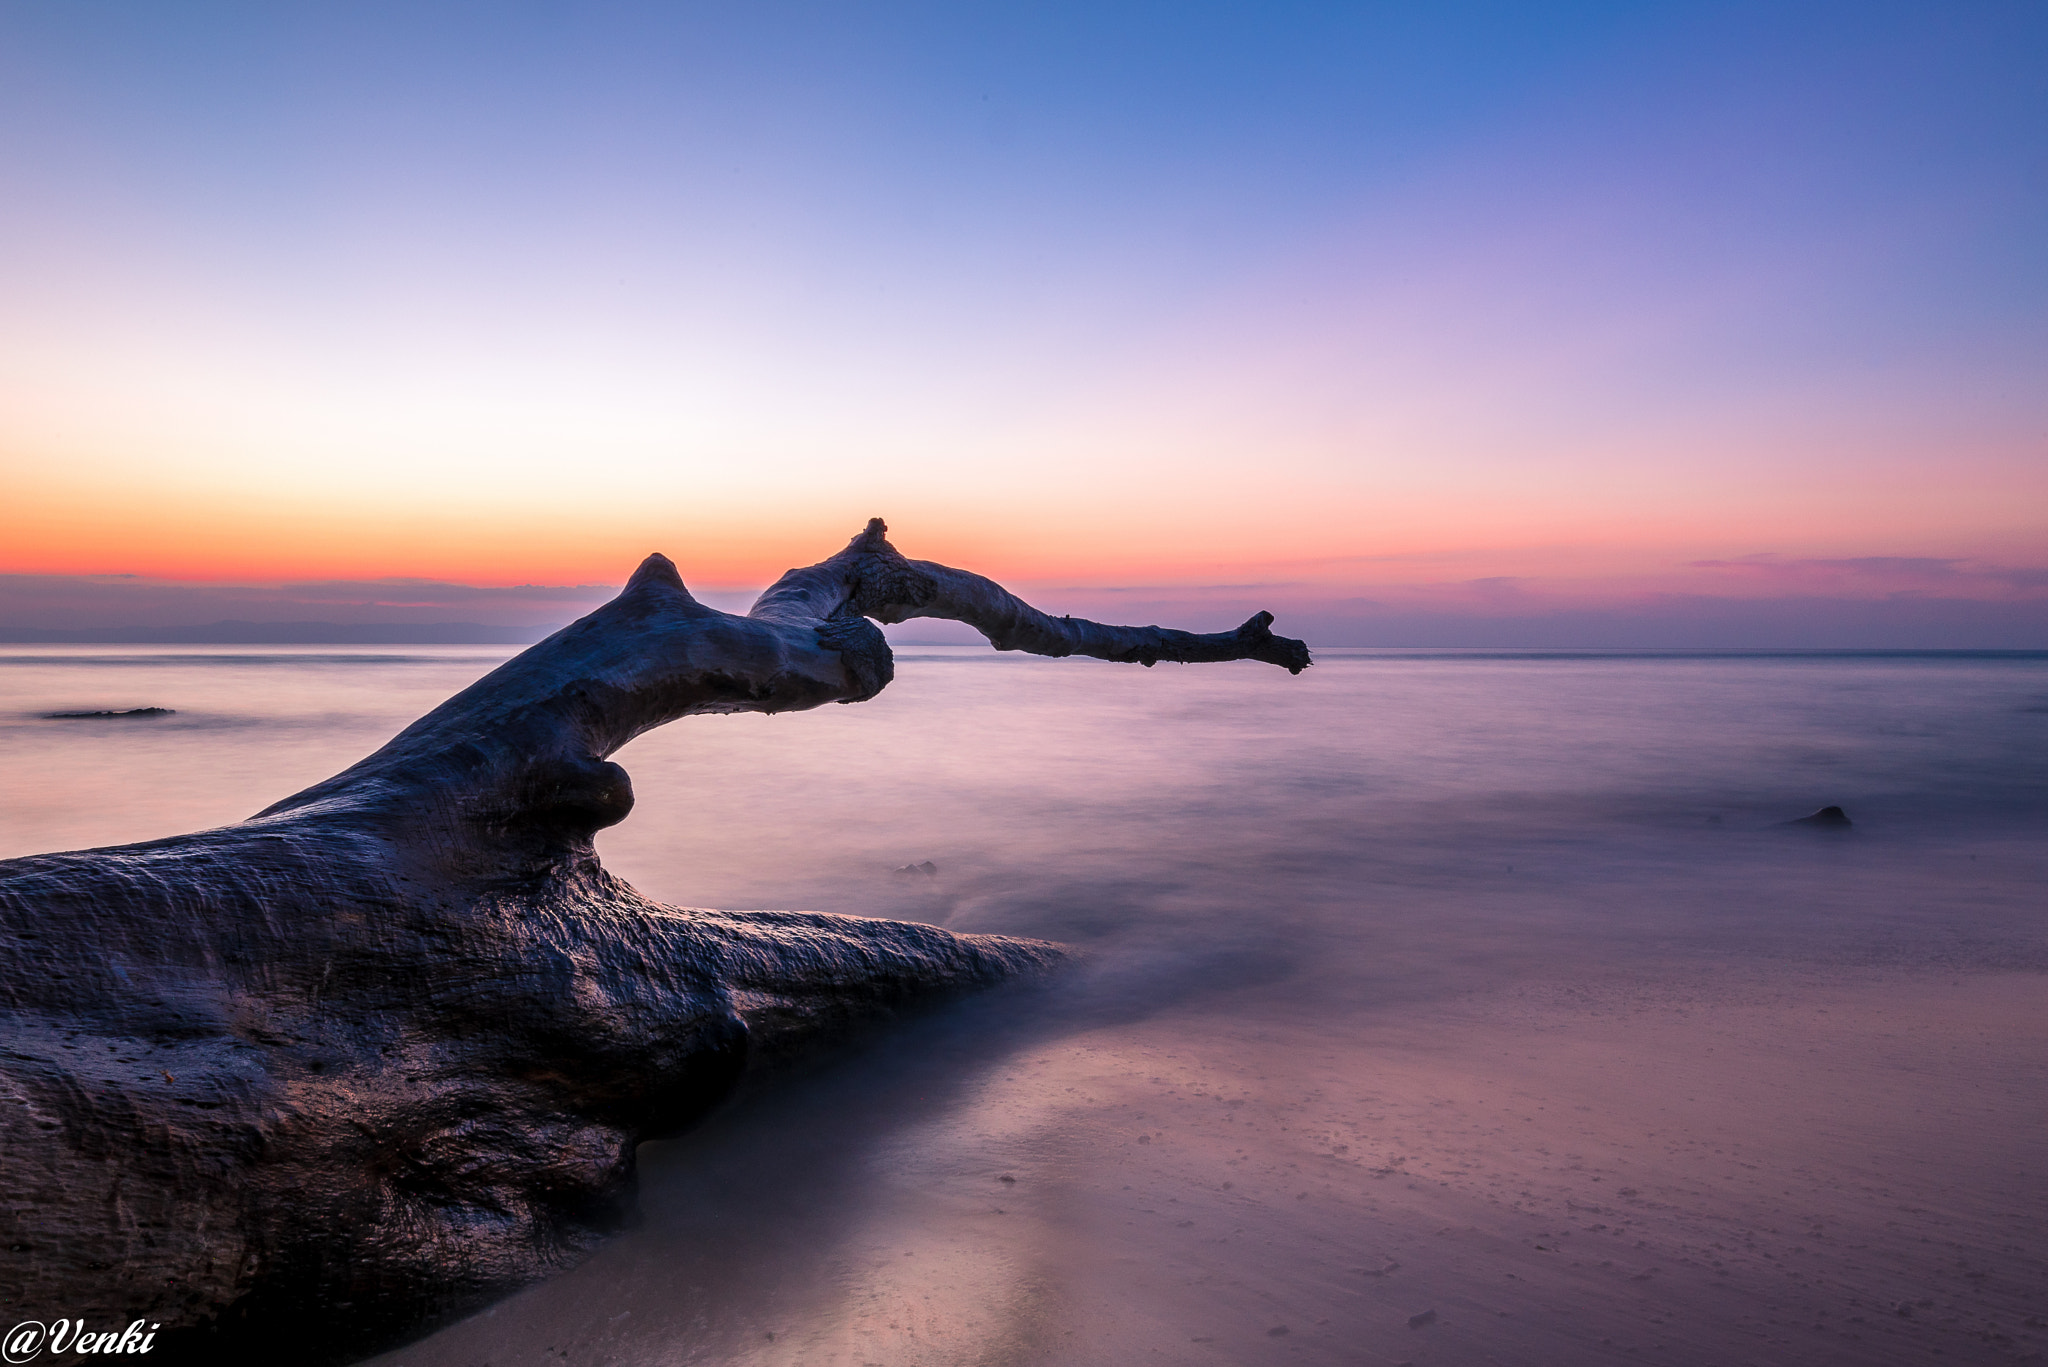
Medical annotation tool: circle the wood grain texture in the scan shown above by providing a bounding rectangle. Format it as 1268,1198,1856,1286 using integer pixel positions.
0,522,1308,1363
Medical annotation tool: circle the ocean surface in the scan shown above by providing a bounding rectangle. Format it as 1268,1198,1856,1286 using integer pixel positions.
4,645,2046,1366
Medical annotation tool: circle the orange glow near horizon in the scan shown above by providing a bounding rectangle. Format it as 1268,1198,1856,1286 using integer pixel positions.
6,421,2044,594
6,494,2046,607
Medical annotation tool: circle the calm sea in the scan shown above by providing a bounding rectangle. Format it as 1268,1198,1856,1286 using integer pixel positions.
4,645,2046,1365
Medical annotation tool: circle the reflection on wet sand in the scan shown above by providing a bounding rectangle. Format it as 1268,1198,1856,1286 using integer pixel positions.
365,805,2047,1364
360,961,2048,1367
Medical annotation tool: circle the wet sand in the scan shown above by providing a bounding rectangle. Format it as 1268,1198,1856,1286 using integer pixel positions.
359,959,2048,1367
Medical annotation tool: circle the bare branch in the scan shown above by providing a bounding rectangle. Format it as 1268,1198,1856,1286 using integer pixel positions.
766,517,1314,673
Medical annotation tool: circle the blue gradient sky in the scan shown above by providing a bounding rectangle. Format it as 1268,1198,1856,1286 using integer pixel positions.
1,2,2043,641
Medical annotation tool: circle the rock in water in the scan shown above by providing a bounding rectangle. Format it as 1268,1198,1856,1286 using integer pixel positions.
1786,804,1854,828
0,522,1308,1365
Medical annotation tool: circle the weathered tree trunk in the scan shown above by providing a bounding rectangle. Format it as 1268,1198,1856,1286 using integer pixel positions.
0,521,1307,1363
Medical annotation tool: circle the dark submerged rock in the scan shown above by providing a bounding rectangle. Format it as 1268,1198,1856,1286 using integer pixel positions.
1786,805,1854,828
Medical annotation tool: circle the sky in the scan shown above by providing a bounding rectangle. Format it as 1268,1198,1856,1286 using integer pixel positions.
1,1,2044,644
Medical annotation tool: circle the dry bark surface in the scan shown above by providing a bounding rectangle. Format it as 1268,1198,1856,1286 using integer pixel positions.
0,522,1307,1364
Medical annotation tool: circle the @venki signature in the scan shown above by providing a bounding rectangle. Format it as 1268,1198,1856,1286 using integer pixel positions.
5,1319,161,1361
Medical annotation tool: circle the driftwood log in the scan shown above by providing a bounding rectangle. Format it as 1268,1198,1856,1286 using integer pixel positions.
0,521,1308,1363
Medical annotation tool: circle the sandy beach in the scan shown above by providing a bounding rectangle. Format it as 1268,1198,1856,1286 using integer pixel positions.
359,963,2048,1366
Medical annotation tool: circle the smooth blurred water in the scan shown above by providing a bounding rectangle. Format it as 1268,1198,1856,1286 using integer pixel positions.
4,646,2046,1366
